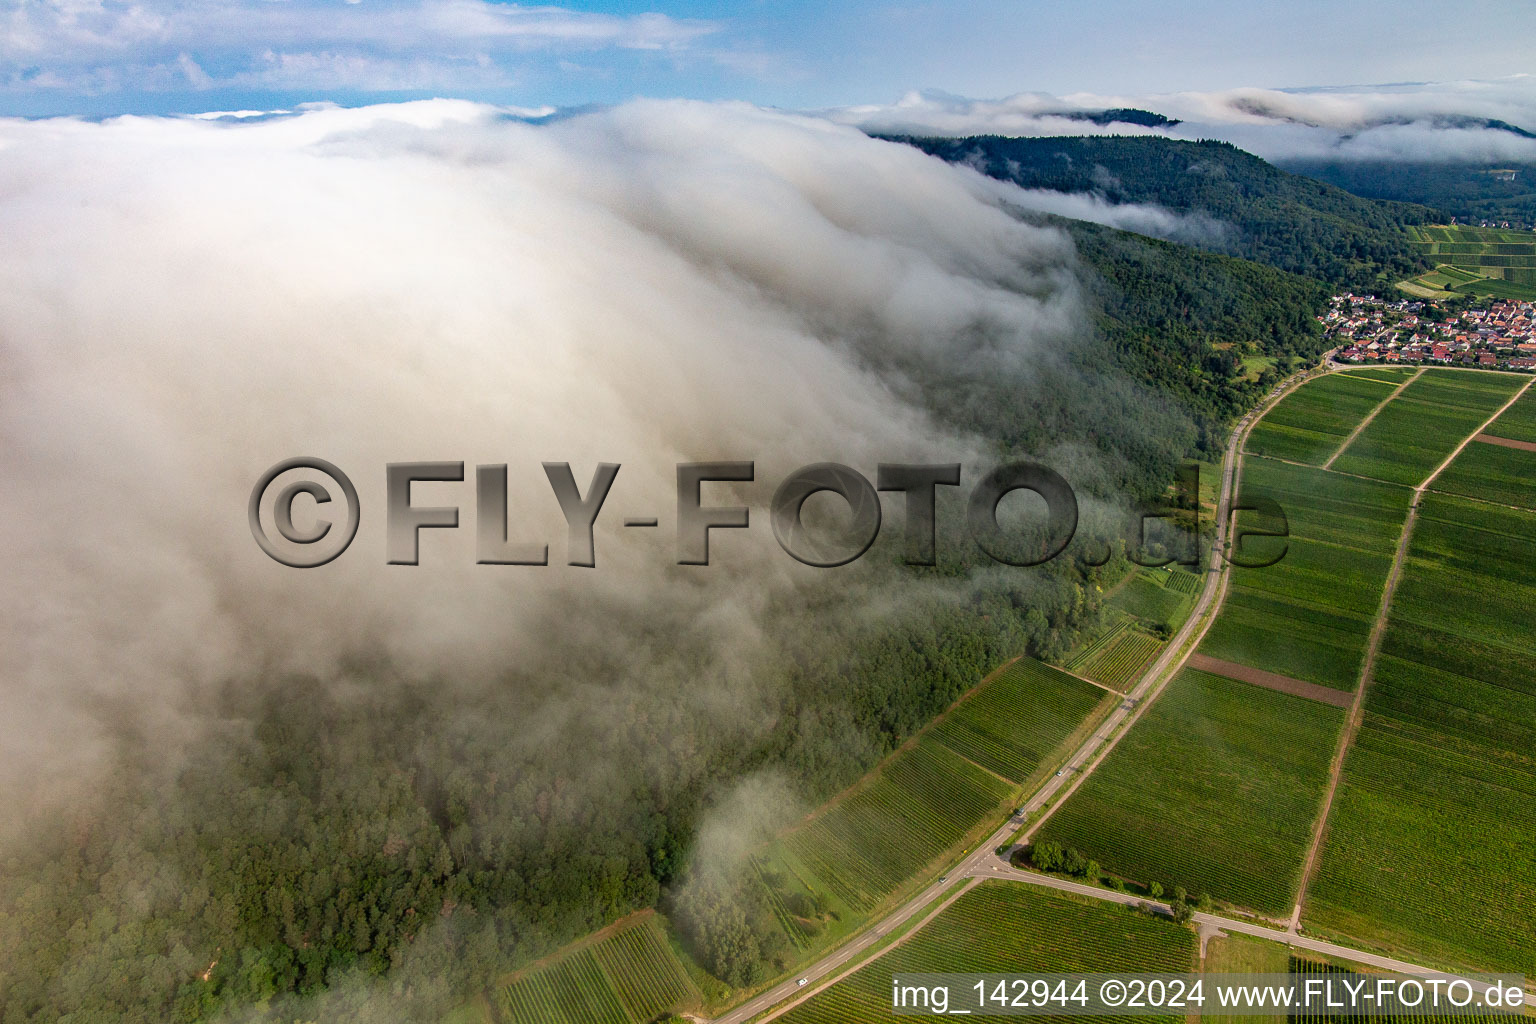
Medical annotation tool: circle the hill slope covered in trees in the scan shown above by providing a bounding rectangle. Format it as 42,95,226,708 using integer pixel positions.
891,135,1436,290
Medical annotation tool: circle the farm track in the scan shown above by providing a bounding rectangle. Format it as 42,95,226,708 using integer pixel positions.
1286,376,1536,933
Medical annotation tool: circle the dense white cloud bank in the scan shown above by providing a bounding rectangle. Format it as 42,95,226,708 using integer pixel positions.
828,77,1536,163
0,98,1088,816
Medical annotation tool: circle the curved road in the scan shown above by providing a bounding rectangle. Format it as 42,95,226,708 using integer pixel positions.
714,357,1339,1024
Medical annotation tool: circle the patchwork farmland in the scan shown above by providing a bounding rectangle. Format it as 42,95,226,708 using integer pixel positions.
1303,392,1536,972
1244,371,1404,465
1064,618,1163,689
1404,225,1536,301
776,882,1196,1024
1029,368,1426,916
1328,372,1526,485
1030,368,1533,923
697,368,1536,1024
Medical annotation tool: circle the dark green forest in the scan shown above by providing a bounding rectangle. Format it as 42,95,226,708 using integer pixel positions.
0,181,1335,1024
891,134,1437,290
1065,217,1329,452
1282,160,1536,227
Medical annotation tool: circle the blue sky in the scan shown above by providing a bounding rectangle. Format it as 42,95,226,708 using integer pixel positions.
3,0,1534,117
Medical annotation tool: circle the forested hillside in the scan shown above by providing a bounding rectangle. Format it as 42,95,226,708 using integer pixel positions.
891,135,1436,290
1065,218,1329,451
1282,159,1536,227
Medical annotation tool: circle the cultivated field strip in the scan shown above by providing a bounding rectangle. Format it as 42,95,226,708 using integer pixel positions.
1302,489,1536,974
767,661,1106,918
1031,370,1435,917
1284,957,1518,1024
781,738,1013,913
494,915,700,1024
1074,627,1162,689
1431,387,1536,508
1245,372,1404,465
1186,653,1352,708
776,882,1196,1024
1065,620,1133,670
1430,439,1536,509
1035,669,1344,915
1200,457,1411,692
1109,570,1195,632
1337,367,1419,384
1477,386,1536,443
1330,372,1527,485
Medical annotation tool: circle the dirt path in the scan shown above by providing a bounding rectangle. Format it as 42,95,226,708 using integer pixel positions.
1320,367,1423,470
1186,653,1352,708
1474,431,1536,452
1287,376,1536,933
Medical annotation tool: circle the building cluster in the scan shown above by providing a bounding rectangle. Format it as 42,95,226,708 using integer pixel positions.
1325,294,1536,371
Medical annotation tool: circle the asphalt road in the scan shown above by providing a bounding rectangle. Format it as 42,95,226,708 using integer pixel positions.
712,356,1529,1024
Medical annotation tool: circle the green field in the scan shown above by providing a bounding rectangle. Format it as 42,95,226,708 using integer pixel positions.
1069,623,1163,689
1244,372,1402,465
1303,489,1536,974
1430,438,1536,509
1402,225,1536,298
1338,367,1418,384
492,915,701,1024
758,660,1108,924
1107,571,1194,632
1330,370,1526,485
1029,372,1449,917
1200,456,1411,691
778,738,1015,914
1285,956,1520,1024
777,882,1196,1024
1203,934,1289,1024
930,659,1112,786
1035,669,1344,915
1480,386,1536,443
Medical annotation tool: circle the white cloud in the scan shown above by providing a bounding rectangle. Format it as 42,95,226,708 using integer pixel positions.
1,0,718,93
827,77,1536,164
0,98,1089,822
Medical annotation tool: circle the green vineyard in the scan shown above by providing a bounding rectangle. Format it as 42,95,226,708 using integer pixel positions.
1202,456,1410,692
778,882,1196,1024
1304,488,1536,973
930,659,1110,785
1403,225,1536,299
780,738,1014,913
1036,669,1343,915
1064,620,1134,671
1330,371,1526,486
493,915,701,1024
1245,371,1402,466
1285,957,1520,1024
1074,626,1162,688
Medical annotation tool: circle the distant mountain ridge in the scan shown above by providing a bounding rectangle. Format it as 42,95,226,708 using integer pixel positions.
884,133,1436,290
1060,107,1181,129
